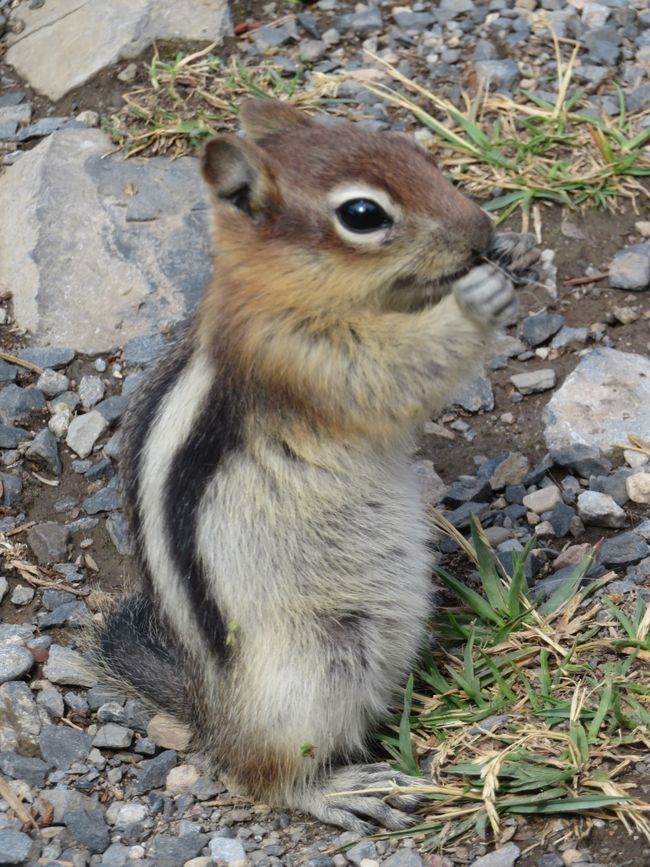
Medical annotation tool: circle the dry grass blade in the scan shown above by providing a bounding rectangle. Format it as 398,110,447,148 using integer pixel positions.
378,515,650,852
107,52,339,157
324,47,650,221
0,775,38,829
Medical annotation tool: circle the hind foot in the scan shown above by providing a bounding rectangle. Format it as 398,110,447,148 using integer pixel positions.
300,762,427,835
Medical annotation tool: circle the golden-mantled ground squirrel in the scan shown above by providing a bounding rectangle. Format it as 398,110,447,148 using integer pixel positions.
96,99,529,833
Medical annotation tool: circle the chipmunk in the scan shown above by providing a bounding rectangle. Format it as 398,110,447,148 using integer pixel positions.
96,99,531,833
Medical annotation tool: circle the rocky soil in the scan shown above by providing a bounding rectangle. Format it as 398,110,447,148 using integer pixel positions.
0,0,649,866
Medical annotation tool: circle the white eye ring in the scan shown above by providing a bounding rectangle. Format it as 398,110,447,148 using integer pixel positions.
327,184,399,247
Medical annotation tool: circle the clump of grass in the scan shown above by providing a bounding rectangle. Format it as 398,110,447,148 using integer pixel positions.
105,42,339,157
376,514,650,853
335,39,650,223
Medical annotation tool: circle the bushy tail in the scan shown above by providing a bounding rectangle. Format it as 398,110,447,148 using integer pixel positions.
94,592,190,719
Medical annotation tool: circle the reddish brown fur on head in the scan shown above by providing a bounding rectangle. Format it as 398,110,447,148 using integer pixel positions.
199,99,494,320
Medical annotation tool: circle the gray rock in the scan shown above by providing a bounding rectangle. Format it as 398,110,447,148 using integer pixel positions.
10,584,34,605
0,752,50,786
16,117,85,140
0,576,6,602
473,39,498,61
599,532,649,566
209,836,248,865
544,348,650,453
590,468,632,506
87,685,125,710
469,843,521,867
489,452,530,490
132,749,177,794
0,360,17,382
338,7,383,35
149,833,209,866
551,444,612,477
253,24,292,49
0,384,45,424
577,491,626,528
0,624,35,643
450,369,494,412
550,325,588,350
473,59,520,91
0,681,42,751
583,25,621,65
609,246,650,290
97,701,127,724
83,484,121,515
44,644,98,687
37,368,69,397
101,843,130,866
0,130,213,353
444,477,492,506
446,501,490,529
635,519,650,541
510,369,556,394
522,312,565,346
121,371,144,397
6,0,230,101
106,512,135,556
27,522,69,564
0,472,22,506
0,645,33,683
297,10,320,38
0,828,33,864
38,600,90,629
347,840,377,864
384,850,426,867
37,685,64,720
19,347,75,369
66,410,108,458
546,501,575,537
93,723,134,749
299,39,327,62
537,855,564,867
79,374,106,409
54,562,84,584
64,807,110,854
393,10,435,29
0,423,30,448
95,394,128,424
625,84,650,113
439,0,475,14
627,557,650,583
123,334,167,366
26,427,62,475
84,458,114,482
40,724,93,769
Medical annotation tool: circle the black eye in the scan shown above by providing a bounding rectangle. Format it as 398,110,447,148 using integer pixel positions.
335,199,393,233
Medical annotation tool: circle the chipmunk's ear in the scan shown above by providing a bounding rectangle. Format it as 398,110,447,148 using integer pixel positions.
239,98,314,141
201,135,274,218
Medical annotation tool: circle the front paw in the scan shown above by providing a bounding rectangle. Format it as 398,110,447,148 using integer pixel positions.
488,232,541,285
453,262,517,327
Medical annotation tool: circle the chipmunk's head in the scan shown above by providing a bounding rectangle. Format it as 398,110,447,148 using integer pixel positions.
201,99,494,313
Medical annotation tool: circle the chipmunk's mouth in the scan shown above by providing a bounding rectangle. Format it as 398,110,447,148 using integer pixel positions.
385,257,481,312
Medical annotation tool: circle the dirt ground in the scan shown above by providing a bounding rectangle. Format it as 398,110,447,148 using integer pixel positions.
1,6,650,863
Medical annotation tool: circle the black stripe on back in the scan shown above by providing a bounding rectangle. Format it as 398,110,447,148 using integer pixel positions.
120,336,193,594
164,371,244,659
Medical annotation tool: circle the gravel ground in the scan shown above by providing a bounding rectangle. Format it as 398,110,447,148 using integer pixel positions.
0,0,649,865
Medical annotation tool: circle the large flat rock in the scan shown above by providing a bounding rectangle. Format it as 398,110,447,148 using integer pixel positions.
543,347,650,454
0,129,212,354
6,0,230,101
